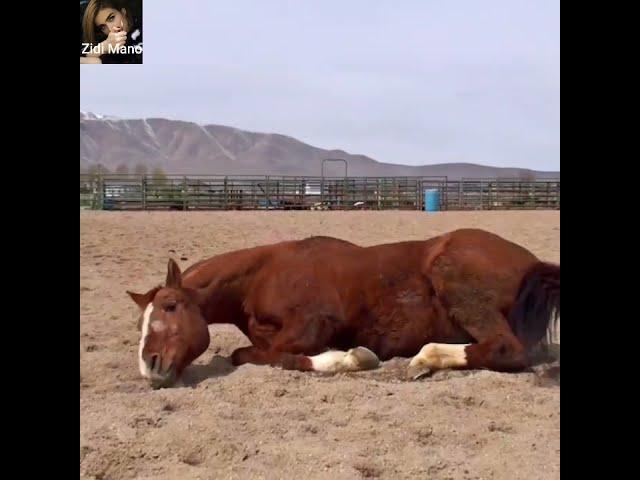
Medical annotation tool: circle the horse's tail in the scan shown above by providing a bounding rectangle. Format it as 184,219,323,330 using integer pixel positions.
507,262,560,360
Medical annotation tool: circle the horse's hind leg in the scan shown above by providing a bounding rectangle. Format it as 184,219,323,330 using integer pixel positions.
407,307,528,379
407,319,527,379
408,260,528,379
407,243,527,378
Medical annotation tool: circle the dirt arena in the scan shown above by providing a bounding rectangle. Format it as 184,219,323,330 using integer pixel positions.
80,210,560,480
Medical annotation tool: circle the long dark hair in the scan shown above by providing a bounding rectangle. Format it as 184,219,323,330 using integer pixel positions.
81,0,135,44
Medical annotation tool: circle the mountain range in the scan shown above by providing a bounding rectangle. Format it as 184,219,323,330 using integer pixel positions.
80,112,559,179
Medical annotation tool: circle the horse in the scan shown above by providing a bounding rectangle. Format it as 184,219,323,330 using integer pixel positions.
126,229,559,389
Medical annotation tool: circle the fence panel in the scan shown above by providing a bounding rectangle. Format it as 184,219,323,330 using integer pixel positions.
80,174,559,211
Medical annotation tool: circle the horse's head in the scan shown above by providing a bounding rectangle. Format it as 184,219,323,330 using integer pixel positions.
127,259,210,389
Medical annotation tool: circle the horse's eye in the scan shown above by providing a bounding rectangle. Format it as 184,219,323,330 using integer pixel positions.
164,304,176,313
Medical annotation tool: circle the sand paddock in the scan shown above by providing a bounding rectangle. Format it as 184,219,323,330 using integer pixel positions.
80,210,560,480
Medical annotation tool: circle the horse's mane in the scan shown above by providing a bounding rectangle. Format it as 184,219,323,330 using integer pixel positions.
182,258,209,277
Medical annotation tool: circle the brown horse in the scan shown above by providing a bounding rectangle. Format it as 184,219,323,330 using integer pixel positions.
127,229,559,389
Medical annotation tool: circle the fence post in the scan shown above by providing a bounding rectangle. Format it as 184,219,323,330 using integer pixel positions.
393,178,397,209
98,173,104,210
442,179,447,211
223,177,228,210
142,175,147,210
182,176,187,211
547,182,550,208
91,175,98,210
266,176,270,208
344,176,347,209
365,177,369,209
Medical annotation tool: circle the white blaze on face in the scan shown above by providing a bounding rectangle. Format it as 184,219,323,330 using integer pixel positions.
138,303,154,378
150,320,166,333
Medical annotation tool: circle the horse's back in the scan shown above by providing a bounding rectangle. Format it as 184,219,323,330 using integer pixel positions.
244,237,356,315
423,228,539,275
297,235,359,248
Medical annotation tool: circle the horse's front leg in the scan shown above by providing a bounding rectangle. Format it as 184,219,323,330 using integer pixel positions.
232,309,380,373
230,344,380,373
230,346,314,371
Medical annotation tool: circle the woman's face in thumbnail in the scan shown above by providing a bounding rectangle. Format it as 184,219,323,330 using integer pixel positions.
94,8,129,36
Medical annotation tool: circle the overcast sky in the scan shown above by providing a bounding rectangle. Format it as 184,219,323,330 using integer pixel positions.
80,0,559,171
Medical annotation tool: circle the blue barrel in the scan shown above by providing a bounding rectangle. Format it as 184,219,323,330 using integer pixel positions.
424,189,440,212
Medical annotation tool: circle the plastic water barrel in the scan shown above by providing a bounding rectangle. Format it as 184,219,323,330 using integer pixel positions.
424,189,440,212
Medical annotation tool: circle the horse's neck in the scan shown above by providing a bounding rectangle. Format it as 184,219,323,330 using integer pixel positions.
187,245,274,329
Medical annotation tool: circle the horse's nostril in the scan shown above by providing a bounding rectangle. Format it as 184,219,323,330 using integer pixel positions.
150,354,159,372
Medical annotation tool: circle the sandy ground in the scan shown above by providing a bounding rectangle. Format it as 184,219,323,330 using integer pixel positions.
80,210,560,480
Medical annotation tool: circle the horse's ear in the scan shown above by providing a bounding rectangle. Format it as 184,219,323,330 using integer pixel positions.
166,258,182,288
126,286,160,310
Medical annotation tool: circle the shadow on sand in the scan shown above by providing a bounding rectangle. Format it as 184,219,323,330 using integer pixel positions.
181,355,238,387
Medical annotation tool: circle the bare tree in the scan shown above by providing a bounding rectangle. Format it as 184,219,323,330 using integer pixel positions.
115,164,130,176
151,167,168,184
95,163,110,175
134,164,148,177
519,171,536,182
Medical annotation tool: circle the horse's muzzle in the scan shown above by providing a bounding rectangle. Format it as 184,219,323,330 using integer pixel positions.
149,364,177,389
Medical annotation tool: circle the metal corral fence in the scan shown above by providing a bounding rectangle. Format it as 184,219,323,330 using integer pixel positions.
80,174,560,211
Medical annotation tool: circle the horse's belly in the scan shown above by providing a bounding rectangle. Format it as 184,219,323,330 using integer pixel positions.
344,292,473,360
344,308,439,360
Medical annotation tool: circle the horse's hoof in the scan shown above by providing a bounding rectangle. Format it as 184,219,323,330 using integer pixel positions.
347,347,380,370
